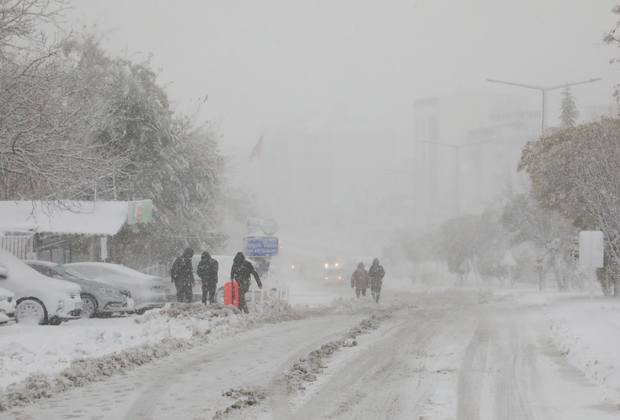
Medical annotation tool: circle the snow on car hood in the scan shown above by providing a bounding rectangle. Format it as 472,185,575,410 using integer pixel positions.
0,249,81,296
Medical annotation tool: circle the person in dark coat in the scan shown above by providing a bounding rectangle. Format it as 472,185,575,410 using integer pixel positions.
350,262,370,298
230,252,262,313
368,258,385,303
197,251,219,305
171,248,195,303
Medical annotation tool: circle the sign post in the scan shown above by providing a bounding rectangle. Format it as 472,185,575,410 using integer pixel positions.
579,231,604,301
243,236,279,257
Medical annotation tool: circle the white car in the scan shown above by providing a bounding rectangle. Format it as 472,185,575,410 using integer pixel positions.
65,262,167,315
0,286,15,324
0,248,82,325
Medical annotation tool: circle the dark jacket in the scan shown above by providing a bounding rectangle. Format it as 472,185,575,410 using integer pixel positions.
231,252,262,289
351,262,370,289
369,258,385,286
171,248,195,285
197,252,219,285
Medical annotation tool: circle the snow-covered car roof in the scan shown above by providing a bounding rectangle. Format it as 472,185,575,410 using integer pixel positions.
65,262,161,284
66,262,157,278
24,260,123,290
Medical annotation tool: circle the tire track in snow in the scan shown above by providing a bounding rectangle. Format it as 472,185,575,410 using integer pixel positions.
123,316,365,419
287,306,457,420
457,321,490,420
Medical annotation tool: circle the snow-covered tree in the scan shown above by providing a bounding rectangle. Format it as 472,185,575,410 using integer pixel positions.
604,5,620,102
0,1,128,202
519,117,620,294
559,86,579,129
501,193,576,248
438,212,508,284
64,35,226,265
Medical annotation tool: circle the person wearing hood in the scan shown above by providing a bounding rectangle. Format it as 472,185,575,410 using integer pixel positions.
171,248,195,303
197,251,219,305
230,251,262,313
350,262,370,298
368,258,385,303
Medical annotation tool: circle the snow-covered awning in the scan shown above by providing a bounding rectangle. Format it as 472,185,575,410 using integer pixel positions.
0,200,152,236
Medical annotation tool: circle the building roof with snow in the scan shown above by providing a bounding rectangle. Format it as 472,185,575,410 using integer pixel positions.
0,200,152,236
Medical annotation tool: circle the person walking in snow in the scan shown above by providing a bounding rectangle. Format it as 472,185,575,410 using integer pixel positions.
350,262,370,298
197,251,219,305
171,248,195,303
230,252,262,313
368,258,385,303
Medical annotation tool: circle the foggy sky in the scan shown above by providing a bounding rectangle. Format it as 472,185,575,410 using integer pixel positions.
69,0,620,163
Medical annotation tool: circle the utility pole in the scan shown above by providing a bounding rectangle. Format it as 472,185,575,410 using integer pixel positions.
487,78,601,133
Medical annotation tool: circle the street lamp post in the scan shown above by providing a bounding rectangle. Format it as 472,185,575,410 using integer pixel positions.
487,77,601,133
418,137,498,215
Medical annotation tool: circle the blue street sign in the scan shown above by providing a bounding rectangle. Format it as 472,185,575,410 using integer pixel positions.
244,236,279,256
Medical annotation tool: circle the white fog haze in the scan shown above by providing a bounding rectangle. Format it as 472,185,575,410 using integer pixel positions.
5,1,620,419
65,0,619,263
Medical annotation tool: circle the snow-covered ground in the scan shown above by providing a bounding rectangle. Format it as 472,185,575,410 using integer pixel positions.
3,275,620,418
499,285,620,406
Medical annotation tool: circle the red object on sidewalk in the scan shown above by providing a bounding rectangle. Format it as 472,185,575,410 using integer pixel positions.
224,281,239,307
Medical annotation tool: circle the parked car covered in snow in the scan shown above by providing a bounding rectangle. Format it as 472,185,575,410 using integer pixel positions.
65,262,166,315
0,286,15,324
0,248,82,325
25,260,134,318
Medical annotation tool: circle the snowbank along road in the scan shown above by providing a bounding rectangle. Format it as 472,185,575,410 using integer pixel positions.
2,288,619,419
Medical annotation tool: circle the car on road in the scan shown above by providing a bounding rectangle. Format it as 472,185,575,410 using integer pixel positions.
0,286,15,324
0,248,82,325
25,260,134,318
65,262,167,315
322,257,346,285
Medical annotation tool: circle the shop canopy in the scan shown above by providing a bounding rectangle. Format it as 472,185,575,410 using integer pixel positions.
0,200,152,236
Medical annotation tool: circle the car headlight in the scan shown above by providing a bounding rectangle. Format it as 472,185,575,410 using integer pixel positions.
120,289,131,298
98,287,118,295
57,300,65,310
0,296,11,303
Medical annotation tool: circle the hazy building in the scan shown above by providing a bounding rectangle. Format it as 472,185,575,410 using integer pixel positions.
247,110,401,258
413,92,540,223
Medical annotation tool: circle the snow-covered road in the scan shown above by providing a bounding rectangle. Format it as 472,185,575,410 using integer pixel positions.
2,283,620,419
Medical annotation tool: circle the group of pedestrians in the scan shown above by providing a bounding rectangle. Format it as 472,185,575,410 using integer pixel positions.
170,248,262,313
350,258,385,303
173,248,385,309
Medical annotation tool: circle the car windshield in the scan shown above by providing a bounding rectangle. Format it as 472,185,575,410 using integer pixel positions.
55,266,90,282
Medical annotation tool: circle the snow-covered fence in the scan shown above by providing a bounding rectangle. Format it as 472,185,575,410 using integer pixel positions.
0,235,33,260
247,279,289,303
